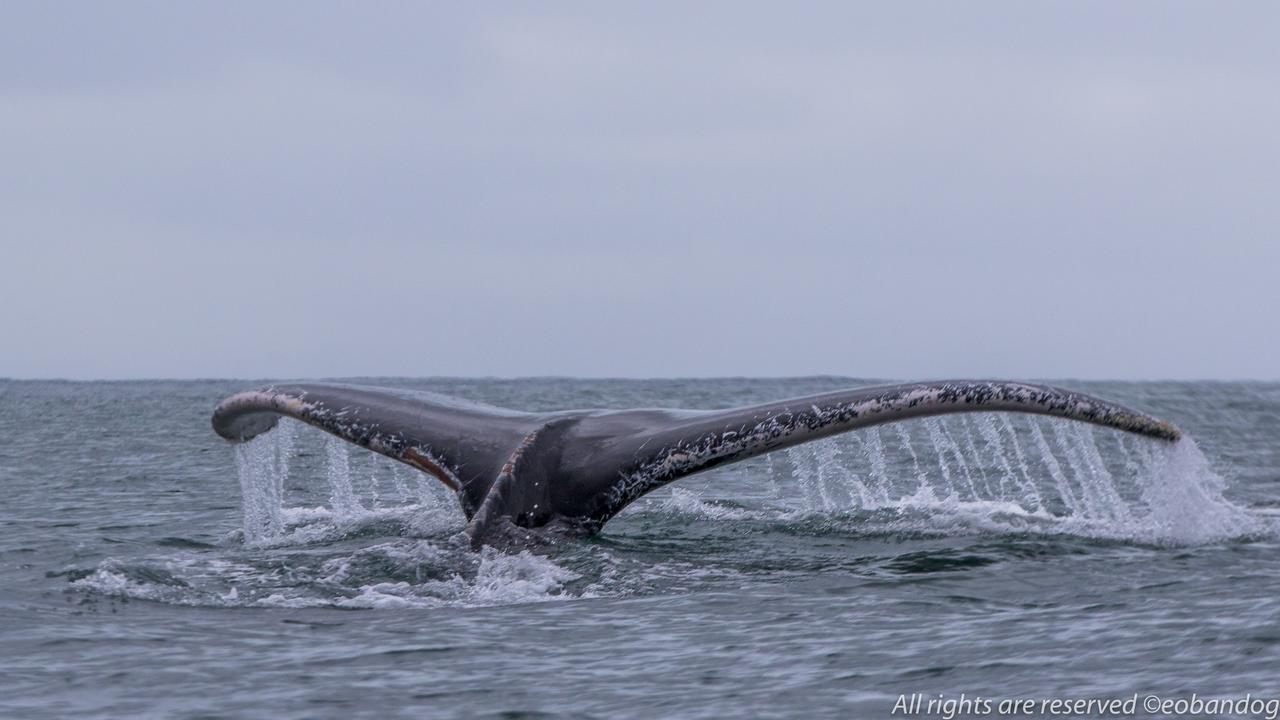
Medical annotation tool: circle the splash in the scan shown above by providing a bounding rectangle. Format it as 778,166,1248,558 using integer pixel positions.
234,417,295,542
70,544,584,610
772,415,1260,545
231,419,460,547
74,416,589,609
70,419,584,610
233,416,1261,550
72,413,1265,611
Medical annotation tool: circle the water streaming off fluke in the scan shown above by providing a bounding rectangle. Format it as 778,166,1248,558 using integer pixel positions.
233,414,1259,550
769,416,1251,545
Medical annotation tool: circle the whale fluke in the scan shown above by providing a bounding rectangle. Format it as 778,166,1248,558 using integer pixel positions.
212,380,1180,547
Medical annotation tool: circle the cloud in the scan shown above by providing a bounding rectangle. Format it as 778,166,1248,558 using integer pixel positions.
2,2,1277,378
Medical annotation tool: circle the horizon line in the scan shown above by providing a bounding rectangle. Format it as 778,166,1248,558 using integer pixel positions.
3,374,1278,384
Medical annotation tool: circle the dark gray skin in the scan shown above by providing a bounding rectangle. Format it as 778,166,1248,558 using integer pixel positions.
212,380,1181,548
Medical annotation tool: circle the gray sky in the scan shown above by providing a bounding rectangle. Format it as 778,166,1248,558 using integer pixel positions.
2,2,1277,380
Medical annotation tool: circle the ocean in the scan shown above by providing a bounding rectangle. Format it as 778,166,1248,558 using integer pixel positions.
2,378,1277,719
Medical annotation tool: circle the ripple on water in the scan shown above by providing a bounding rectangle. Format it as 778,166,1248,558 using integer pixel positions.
66,413,1276,614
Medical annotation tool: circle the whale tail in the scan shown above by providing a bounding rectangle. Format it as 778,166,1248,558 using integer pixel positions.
212,380,1180,547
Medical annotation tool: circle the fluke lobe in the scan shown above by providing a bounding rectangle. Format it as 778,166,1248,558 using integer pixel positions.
212,380,1180,547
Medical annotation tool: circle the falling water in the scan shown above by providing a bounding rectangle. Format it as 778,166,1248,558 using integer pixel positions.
234,417,295,543
235,415,1258,548
232,418,459,546
325,435,364,518
778,413,1256,544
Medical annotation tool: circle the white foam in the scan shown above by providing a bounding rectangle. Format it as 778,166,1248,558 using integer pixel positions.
230,420,463,549
73,541,586,610
767,415,1265,545
650,487,756,521
141,411,1267,615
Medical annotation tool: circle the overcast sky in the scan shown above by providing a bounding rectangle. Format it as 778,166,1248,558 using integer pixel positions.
2,3,1277,380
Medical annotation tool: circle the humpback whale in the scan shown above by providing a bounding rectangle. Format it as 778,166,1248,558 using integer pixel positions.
212,380,1180,547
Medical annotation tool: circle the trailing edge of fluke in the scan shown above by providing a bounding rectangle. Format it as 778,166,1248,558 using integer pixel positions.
212,380,1180,547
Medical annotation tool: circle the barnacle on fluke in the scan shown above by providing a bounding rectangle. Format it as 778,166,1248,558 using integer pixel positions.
213,380,1180,547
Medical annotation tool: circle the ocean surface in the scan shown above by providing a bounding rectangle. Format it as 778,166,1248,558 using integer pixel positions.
2,378,1278,719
